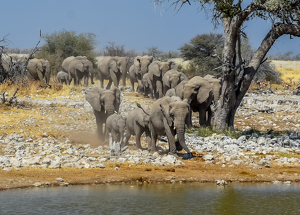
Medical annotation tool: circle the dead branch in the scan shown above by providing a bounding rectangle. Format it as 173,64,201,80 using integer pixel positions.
2,92,5,104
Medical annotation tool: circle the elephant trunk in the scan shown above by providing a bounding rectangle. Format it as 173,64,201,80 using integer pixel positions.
105,105,115,116
121,61,127,86
175,119,190,153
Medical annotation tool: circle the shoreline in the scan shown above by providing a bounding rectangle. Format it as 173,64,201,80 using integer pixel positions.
1,162,299,191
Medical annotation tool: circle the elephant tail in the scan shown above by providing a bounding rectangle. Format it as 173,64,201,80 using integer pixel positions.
136,103,150,116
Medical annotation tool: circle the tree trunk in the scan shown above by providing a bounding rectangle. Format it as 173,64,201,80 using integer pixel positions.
214,22,300,131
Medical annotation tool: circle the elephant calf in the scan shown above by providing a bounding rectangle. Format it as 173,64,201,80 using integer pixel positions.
57,71,70,84
124,108,151,150
104,114,126,146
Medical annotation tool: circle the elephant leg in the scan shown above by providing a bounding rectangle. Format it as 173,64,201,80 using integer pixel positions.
111,130,118,143
106,79,112,89
205,106,212,126
186,108,193,128
122,71,126,87
99,72,104,88
95,111,104,141
163,119,176,154
104,128,110,144
145,129,152,151
130,78,135,92
134,128,143,150
199,108,206,126
110,71,119,88
148,123,157,153
37,70,46,86
84,75,88,87
156,81,163,98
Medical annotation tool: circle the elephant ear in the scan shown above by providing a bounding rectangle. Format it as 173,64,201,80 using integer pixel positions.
197,82,213,104
134,56,141,67
112,118,119,132
149,56,154,63
75,61,84,72
179,72,188,81
160,101,173,127
86,87,103,112
111,86,121,112
162,73,171,88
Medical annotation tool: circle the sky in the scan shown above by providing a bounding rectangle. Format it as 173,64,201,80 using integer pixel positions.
1,0,299,56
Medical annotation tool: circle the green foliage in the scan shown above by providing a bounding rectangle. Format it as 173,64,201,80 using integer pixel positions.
178,33,223,77
36,30,97,75
195,126,243,139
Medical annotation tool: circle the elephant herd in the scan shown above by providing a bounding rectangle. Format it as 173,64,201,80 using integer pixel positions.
27,55,222,158
84,55,222,158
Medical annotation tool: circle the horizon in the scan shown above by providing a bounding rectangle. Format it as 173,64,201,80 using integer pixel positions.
1,1,299,56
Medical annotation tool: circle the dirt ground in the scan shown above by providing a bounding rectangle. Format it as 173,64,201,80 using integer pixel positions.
1,159,300,191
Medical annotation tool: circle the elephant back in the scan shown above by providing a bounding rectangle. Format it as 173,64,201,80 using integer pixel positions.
62,56,75,73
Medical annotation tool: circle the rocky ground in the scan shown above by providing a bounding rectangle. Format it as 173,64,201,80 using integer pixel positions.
1,85,300,190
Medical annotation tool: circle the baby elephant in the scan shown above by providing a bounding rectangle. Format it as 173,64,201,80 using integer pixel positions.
57,71,70,84
104,113,127,146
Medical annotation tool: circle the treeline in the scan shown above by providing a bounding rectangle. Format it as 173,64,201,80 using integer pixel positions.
4,30,297,83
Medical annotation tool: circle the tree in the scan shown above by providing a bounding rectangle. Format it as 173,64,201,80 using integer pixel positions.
179,33,223,77
155,0,300,130
36,30,97,75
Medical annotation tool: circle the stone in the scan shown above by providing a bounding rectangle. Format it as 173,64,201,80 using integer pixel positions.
33,182,42,187
55,178,64,182
203,154,214,161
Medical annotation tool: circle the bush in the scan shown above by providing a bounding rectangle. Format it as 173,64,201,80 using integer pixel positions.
36,30,97,76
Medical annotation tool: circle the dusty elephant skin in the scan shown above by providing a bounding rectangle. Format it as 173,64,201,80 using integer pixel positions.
97,57,127,89
104,113,126,146
129,56,153,92
62,56,94,86
138,96,192,159
86,86,121,141
27,58,51,87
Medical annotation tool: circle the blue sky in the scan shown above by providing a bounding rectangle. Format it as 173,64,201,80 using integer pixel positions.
1,0,299,55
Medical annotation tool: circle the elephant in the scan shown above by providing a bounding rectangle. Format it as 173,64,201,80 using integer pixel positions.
27,58,50,86
181,76,214,126
202,76,222,103
137,73,153,98
115,57,128,87
86,86,121,141
62,56,94,85
68,58,93,86
162,69,188,95
56,71,70,84
138,96,192,159
97,56,127,89
129,55,154,92
148,61,177,99
104,113,127,146
124,108,152,150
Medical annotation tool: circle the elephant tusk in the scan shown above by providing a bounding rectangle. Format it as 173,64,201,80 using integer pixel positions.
174,127,176,130
114,111,117,113
105,110,107,114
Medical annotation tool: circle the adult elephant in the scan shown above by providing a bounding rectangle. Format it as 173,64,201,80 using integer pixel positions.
129,55,153,92
182,76,214,126
148,61,176,99
138,96,192,159
68,58,93,86
27,58,50,86
115,57,128,87
62,56,94,85
98,57,127,89
86,86,121,141
57,71,70,84
203,75,222,104
162,69,188,95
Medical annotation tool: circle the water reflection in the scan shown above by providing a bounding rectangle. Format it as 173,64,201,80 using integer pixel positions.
1,183,300,215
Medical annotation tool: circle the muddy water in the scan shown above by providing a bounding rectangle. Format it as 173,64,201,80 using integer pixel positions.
1,183,300,214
